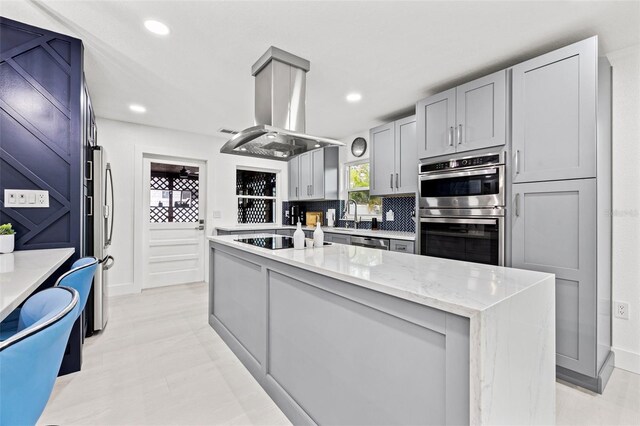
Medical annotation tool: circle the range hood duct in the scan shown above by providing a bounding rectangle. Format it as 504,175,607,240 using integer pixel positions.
220,46,344,160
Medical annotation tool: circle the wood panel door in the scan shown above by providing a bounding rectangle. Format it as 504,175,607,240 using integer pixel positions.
512,37,597,183
511,178,597,376
370,122,395,196
143,158,206,288
455,70,506,153
416,88,456,159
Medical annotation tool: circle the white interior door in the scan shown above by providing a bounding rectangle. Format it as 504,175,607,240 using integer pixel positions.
142,157,206,289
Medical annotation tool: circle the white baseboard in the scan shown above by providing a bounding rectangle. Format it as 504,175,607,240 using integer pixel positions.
108,282,139,297
613,346,640,375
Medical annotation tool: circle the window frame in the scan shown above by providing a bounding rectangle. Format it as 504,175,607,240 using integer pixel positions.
236,166,279,225
344,160,382,220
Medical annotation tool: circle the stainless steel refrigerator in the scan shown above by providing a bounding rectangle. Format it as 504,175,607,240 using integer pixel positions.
91,146,114,331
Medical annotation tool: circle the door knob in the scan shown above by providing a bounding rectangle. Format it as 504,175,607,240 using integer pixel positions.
195,225,205,230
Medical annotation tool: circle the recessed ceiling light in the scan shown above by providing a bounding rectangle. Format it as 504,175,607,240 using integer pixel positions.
144,20,170,36
346,92,362,103
129,104,146,113
240,147,247,151
314,143,321,148
266,133,276,139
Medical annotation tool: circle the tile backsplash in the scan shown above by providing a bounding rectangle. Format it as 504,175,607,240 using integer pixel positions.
282,196,416,233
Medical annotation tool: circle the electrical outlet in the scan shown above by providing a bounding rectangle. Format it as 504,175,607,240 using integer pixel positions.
4,189,49,208
615,302,629,320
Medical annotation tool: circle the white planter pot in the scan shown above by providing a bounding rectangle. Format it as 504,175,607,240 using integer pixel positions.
0,234,15,254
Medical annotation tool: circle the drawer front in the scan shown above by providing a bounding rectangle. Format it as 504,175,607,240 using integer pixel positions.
326,233,351,245
390,240,415,254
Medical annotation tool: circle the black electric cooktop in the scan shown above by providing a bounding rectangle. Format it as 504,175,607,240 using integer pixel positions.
236,236,295,250
235,236,330,250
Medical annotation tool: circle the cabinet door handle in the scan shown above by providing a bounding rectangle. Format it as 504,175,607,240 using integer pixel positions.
395,173,399,189
515,150,521,174
515,193,521,217
390,173,393,189
448,127,454,146
87,195,93,216
296,187,298,198
457,124,463,145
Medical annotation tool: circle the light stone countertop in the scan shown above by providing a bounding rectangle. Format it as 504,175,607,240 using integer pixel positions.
214,224,416,241
0,248,75,321
208,234,551,318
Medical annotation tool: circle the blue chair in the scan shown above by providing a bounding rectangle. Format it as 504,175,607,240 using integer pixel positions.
0,286,80,425
57,257,98,318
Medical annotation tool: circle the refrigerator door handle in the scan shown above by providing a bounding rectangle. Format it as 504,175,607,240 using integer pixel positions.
100,255,115,270
106,164,115,247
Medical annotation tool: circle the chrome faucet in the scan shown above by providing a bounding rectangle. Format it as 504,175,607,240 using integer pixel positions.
346,199,359,229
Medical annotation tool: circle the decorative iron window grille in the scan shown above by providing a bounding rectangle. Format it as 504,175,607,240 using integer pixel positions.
236,169,277,224
150,173,199,223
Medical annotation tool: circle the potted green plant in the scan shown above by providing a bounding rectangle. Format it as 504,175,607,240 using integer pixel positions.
0,223,16,254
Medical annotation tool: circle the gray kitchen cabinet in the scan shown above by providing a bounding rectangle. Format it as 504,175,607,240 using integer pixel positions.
508,37,613,393
511,179,600,377
416,88,456,159
371,116,417,196
287,147,338,201
370,122,396,196
390,239,415,254
395,116,418,194
288,156,300,200
298,151,312,200
417,70,506,160
512,37,597,183
325,233,351,245
456,70,506,152
276,229,295,236
311,148,325,199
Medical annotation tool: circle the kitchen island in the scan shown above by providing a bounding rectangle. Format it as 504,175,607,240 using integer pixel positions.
208,234,555,425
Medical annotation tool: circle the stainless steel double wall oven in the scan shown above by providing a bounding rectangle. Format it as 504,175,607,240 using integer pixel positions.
418,153,506,266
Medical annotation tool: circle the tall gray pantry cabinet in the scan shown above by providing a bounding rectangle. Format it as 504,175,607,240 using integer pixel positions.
510,36,613,393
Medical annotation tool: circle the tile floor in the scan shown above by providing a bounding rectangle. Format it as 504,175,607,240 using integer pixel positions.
40,282,640,425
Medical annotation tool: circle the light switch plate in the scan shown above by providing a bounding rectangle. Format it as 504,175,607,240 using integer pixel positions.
4,189,49,208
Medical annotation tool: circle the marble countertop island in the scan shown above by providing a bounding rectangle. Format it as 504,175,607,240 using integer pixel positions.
208,234,556,425
0,248,75,321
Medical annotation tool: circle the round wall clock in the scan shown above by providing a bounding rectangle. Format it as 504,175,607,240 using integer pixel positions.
351,137,367,157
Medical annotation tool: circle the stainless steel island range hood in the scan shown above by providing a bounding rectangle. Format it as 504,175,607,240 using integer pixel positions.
220,47,344,160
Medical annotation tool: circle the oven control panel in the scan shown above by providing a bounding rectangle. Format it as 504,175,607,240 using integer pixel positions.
419,154,501,173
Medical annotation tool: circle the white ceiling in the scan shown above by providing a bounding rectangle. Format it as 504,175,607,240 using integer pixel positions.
2,1,639,141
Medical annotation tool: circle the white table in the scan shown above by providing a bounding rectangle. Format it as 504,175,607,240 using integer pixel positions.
0,248,75,321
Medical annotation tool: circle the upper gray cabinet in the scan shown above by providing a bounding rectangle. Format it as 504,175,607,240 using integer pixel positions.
512,37,597,183
288,147,339,201
416,89,456,159
370,116,417,196
370,122,395,196
417,70,506,159
288,155,300,200
395,116,418,194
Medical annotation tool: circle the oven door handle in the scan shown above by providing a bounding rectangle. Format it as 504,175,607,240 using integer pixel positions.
420,217,498,225
419,167,499,181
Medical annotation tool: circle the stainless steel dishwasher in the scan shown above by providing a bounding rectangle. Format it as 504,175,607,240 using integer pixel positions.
350,236,390,250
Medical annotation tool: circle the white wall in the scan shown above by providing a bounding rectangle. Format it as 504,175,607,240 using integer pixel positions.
96,118,288,295
607,45,640,374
